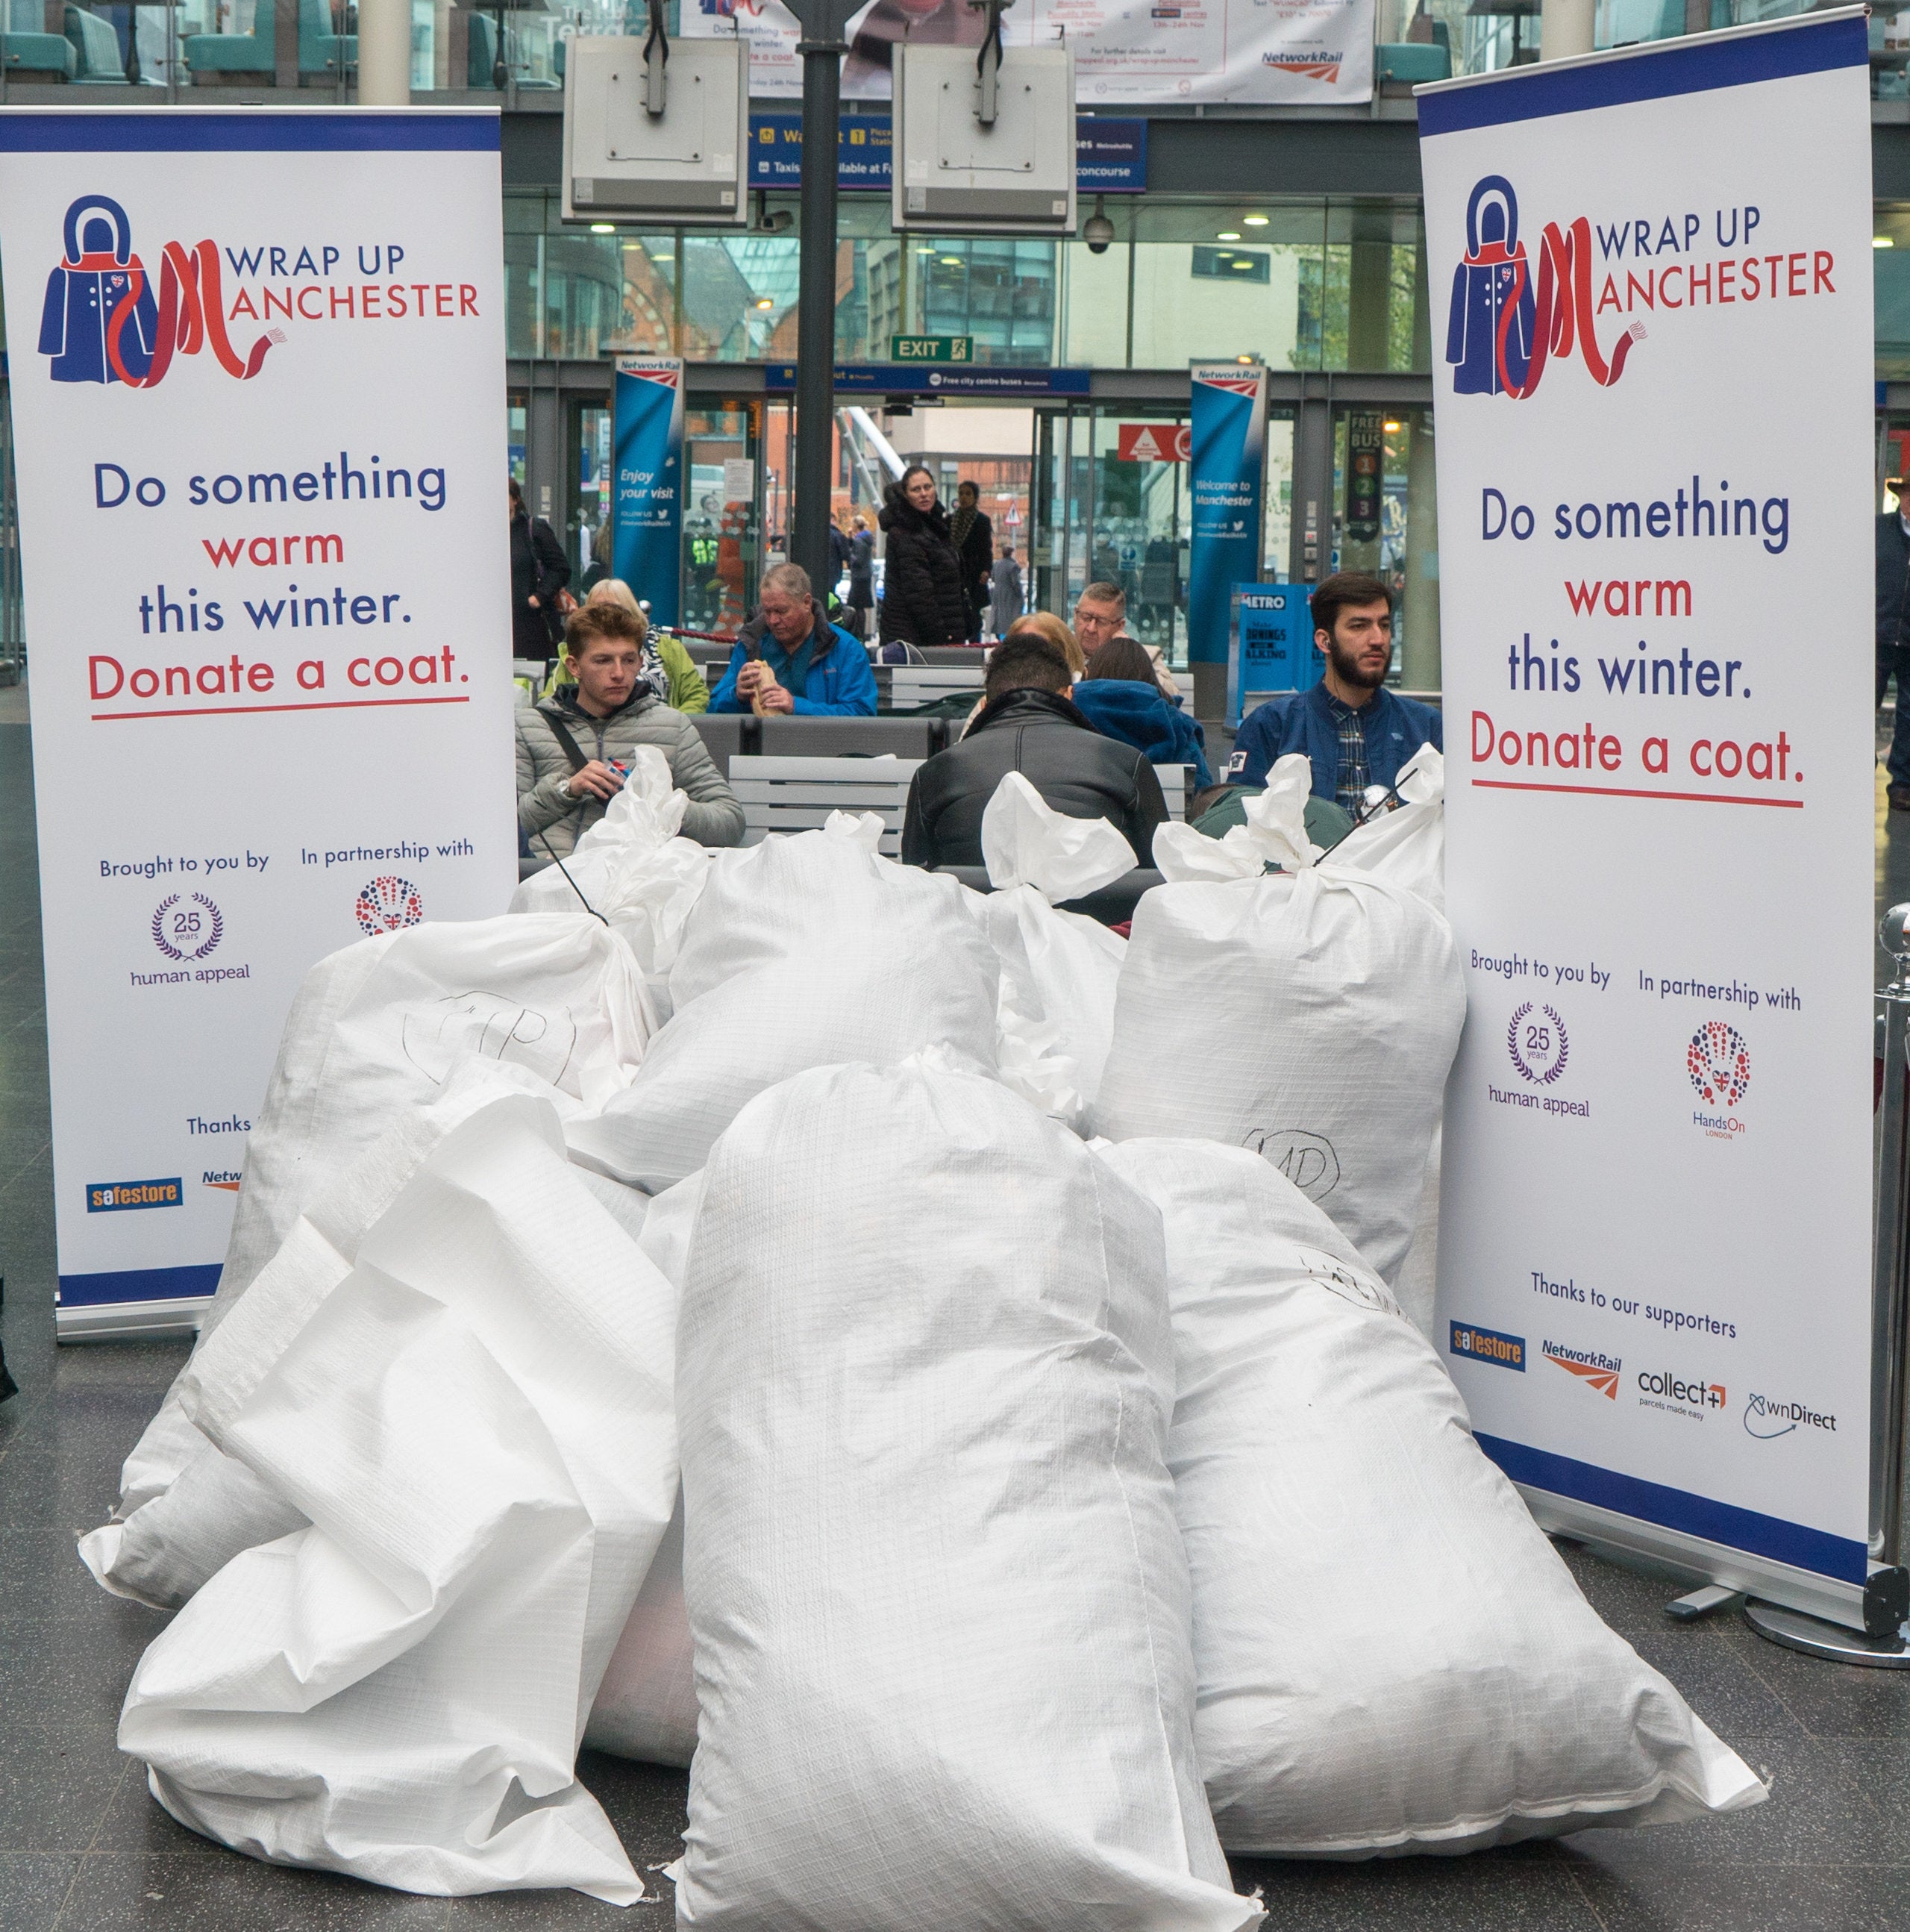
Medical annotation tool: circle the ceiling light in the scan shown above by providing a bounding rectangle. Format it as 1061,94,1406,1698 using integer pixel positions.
1383,419,1402,432
1244,214,1268,227
1879,236,1896,250
941,254,962,265
754,297,774,310
589,222,615,234
1230,258,1253,269
1236,354,1254,365
1216,231,1242,242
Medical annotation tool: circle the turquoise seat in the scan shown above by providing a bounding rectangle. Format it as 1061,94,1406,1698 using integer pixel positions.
1377,41,1451,83
3,29,75,76
65,4,123,79
183,0,353,78
466,9,497,86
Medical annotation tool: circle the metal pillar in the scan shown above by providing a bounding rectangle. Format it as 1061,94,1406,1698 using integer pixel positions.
787,0,860,601
1539,0,1594,61
1741,906,1910,1665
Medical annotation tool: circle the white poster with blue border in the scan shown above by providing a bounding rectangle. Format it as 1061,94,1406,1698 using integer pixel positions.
1420,15,1881,1625
0,108,516,1337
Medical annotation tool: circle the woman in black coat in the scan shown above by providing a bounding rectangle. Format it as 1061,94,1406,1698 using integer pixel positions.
509,477,571,661
878,466,968,651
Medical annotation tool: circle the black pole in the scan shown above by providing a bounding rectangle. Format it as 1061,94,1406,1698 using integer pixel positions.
792,3,851,604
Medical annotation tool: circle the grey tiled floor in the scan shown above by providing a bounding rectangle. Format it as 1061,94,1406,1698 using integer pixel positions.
4,702,1910,1929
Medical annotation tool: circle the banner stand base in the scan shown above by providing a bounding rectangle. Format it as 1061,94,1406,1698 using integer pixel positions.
1743,1599,1910,1669
55,1297,207,1342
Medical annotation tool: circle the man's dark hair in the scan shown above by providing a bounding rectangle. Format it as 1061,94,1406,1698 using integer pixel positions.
508,476,524,507
1309,570,1393,637
1083,637,1158,687
984,633,1072,701
565,598,642,655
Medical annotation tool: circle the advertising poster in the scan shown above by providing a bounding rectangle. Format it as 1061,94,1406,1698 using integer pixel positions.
612,357,685,629
1188,362,1266,668
0,109,516,1337
1420,16,1878,1622
686,0,1373,106
1229,582,1318,726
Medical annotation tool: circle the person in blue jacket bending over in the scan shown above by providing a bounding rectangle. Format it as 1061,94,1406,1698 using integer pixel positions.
710,562,879,716
1228,570,1441,813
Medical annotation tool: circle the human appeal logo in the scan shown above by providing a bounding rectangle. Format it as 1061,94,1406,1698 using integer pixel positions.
1508,1001,1568,1084
1447,175,1644,400
355,875,424,936
40,195,280,389
151,892,222,963
1544,1339,1621,1398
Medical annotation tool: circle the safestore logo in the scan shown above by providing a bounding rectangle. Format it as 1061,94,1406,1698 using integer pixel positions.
1450,1321,1526,1372
86,1176,182,1213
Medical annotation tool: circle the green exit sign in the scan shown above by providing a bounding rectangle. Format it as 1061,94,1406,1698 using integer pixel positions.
890,334,974,363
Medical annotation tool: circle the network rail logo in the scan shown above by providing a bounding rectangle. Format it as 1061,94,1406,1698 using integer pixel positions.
1449,1321,1526,1372
1544,1339,1621,1398
86,1176,181,1213
1447,175,1644,401
40,195,280,390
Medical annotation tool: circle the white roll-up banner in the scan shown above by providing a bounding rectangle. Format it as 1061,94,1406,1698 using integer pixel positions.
1420,14,1882,1628
0,109,516,1339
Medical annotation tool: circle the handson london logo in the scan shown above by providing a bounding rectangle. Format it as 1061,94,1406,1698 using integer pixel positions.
1447,175,1646,399
40,195,281,390
1688,1019,1750,1140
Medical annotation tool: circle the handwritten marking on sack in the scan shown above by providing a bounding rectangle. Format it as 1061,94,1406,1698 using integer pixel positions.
399,992,577,1090
1242,1126,1339,1202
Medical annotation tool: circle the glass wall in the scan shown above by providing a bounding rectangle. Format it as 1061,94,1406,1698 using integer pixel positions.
503,190,1432,373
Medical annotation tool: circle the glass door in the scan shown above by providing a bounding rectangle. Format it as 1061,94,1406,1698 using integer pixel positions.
569,398,613,584
1332,404,1440,692
683,401,762,636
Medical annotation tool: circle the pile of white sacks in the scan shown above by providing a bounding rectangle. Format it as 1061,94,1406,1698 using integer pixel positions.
79,745,1765,1923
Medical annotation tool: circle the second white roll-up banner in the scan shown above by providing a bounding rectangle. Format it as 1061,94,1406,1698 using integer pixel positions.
0,109,516,1339
1421,13,1883,1628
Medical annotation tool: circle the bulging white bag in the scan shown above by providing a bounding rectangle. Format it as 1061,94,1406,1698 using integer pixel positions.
119,1098,680,1904
568,818,1000,1192
1153,752,1320,884
1093,849,1465,1285
81,1066,575,1611
673,1052,1260,1932
975,773,1130,1129
586,1170,704,1770
1097,1137,1766,1857
1330,743,1446,912
509,744,712,979
214,914,651,1329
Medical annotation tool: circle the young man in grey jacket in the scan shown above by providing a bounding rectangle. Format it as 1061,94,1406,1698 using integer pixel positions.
516,599,745,863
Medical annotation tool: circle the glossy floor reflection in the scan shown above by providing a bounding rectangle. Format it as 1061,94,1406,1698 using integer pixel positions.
2,701,1909,1929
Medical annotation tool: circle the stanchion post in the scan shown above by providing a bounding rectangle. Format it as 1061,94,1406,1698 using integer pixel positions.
1740,906,1910,1664
786,0,860,604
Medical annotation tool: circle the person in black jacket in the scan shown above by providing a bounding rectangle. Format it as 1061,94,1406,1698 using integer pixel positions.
879,466,968,651
950,479,995,642
510,478,571,664
845,514,874,635
901,630,1168,869
1879,494,1910,810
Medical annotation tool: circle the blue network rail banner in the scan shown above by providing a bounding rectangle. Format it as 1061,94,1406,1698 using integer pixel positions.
1187,362,1265,667
1420,12,1876,1610
0,109,515,1332
748,113,1145,193
613,357,684,628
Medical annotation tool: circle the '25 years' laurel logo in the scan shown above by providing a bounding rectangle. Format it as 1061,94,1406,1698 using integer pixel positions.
1509,1001,1569,1084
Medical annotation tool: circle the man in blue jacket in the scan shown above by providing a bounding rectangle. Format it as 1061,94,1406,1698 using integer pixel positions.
1228,571,1441,812
710,562,878,716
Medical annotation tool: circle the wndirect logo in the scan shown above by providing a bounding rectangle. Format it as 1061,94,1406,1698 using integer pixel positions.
1544,1339,1621,1398
87,1176,181,1213
1450,1321,1526,1372
1637,1367,1726,1416
41,195,280,390
1744,1393,1838,1440
1447,175,1644,400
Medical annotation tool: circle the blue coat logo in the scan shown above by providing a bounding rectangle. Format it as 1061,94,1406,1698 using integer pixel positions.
1445,175,1534,398
38,196,157,386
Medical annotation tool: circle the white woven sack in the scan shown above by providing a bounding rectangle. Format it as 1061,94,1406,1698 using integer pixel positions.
568,818,1000,1191
673,1052,1261,1932
80,1066,576,1611
1095,1138,1767,1857
587,1171,704,1769
976,773,1130,1130
510,745,712,980
213,914,651,1334
1093,862,1465,1284
119,1098,680,1904
1330,744,1446,913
